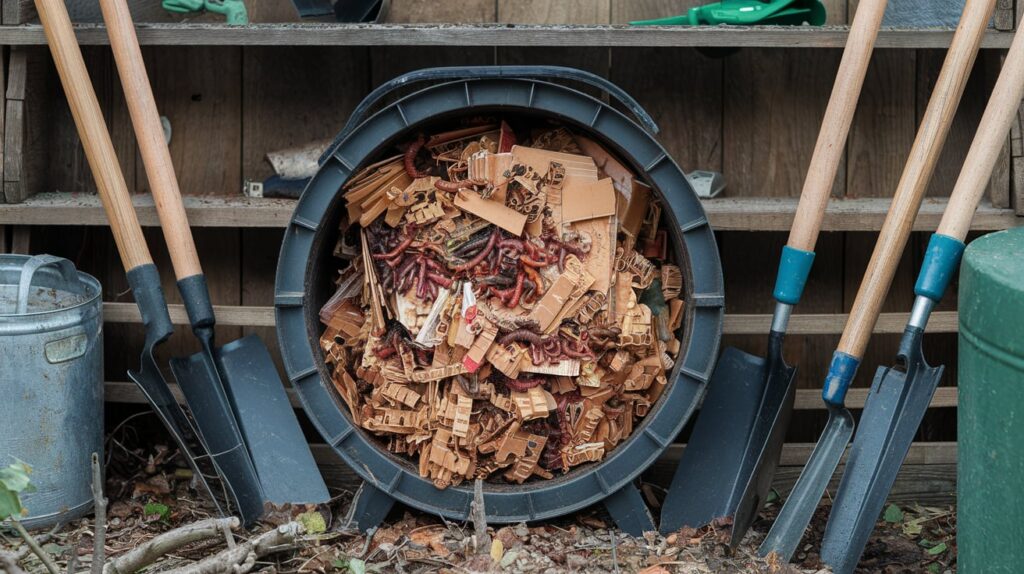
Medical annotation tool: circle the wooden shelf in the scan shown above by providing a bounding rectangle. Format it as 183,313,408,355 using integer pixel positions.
103,379,957,412
102,301,959,335
3,192,1019,231
0,23,1014,49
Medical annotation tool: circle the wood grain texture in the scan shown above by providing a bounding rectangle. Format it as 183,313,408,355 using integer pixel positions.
2,0,34,25
385,0,496,23
101,380,960,410
838,0,995,359
36,0,152,270
3,193,1019,230
787,0,883,251
940,25,1024,240
4,47,49,203
845,49,916,199
498,0,610,24
1012,99,1024,214
102,0,202,280
724,48,844,201
141,46,241,197
0,24,1019,49
610,47,722,172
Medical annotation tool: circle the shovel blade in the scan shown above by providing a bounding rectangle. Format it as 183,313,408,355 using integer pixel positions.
171,350,266,525
215,334,330,506
760,406,854,562
661,343,796,540
820,361,943,574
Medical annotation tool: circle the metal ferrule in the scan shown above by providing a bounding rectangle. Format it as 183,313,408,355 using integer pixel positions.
907,296,935,330
771,302,793,334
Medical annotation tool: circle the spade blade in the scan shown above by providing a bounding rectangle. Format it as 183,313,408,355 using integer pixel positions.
821,330,943,574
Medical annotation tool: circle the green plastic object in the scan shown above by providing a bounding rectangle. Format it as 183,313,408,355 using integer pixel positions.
630,0,826,26
163,0,248,25
958,228,1024,574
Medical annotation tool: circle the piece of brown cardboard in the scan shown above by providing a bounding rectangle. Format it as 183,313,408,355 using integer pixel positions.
562,178,616,224
454,190,527,236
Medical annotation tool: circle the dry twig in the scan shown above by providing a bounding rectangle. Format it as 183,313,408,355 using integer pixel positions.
470,479,490,554
103,518,239,574
91,453,107,574
160,522,303,574
8,520,59,574
0,551,28,574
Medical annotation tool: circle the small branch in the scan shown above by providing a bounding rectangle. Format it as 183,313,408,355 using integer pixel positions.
103,518,239,574
90,453,107,574
8,519,60,574
470,479,490,554
0,551,28,574
161,522,304,574
66,535,80,574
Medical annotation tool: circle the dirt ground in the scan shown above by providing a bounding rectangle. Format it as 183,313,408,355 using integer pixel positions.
1,440,957,574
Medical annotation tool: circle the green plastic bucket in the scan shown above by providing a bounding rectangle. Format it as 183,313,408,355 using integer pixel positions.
958,228,1024,574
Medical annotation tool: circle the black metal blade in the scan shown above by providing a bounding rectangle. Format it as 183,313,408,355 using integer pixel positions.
171,345,266,526
729,335,797,547
821,329,943,574
662,343,790,535
216,334,329,505
760,405,854,562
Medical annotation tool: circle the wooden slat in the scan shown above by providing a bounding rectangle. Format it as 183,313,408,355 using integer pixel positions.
101,301,961,335
103,381,960,411
0,24,1014,48
5,193,1020,230
307,444,957,503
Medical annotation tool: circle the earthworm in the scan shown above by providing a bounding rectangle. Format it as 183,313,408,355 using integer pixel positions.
498,329,544,346
561,338,594,359
478,275,514,287
530,344,546,366
422,257,447,274
507,272,526,308
434,178,488,193
505,377,545,392
416,259,428,299
404,134,431,178
452,228,498,272
499,238,524,251
522,266,544,296
427,272,453,288
372,230,415,260
452,231,492,257
519,254,548,268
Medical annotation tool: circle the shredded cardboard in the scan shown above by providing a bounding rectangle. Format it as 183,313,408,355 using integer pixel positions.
321,120,685,489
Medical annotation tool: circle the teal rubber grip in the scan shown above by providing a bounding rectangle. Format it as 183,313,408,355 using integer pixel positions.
915,234,966,302
773,246,816,305
822,351,859,406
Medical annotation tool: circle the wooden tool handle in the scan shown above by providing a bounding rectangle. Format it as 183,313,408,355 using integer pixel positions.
838,0,996,359
35,0,152,272
100,0,202,280
939,28,1024,241
787,0,887,252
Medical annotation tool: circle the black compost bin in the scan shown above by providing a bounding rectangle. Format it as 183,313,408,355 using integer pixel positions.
275,67,724,535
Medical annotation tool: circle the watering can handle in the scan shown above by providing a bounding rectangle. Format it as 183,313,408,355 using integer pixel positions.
336,66,660,143
16,255,85,315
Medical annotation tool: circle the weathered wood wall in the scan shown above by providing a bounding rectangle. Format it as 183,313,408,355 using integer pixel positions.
4,0,1017,502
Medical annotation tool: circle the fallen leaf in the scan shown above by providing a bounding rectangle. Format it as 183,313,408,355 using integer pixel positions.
884,504,904,523
490,539,504,562
926,542,948,555
638,566,670,574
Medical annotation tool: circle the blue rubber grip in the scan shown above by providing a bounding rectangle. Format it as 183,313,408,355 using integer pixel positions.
773,246,816,305
822,351,860,406
915,233,966,302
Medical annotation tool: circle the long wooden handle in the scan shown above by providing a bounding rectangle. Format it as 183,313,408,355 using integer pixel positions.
939,28,1024,241
838,0,996,359
787,0,887,252
36,0,153,272
100,0,202,280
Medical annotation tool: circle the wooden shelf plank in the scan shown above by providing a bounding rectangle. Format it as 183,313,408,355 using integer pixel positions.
0,23,1014,49
4,193,1020,232
102,381,959,410
101,301,960,335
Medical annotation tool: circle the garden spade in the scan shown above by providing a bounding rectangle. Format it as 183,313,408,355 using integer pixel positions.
819,16,1024,574
34,0,222,513
659,0,888,543
759,0,996,562
100,0,330,521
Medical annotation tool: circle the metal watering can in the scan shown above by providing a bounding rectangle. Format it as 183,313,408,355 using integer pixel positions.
0,255,103,528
